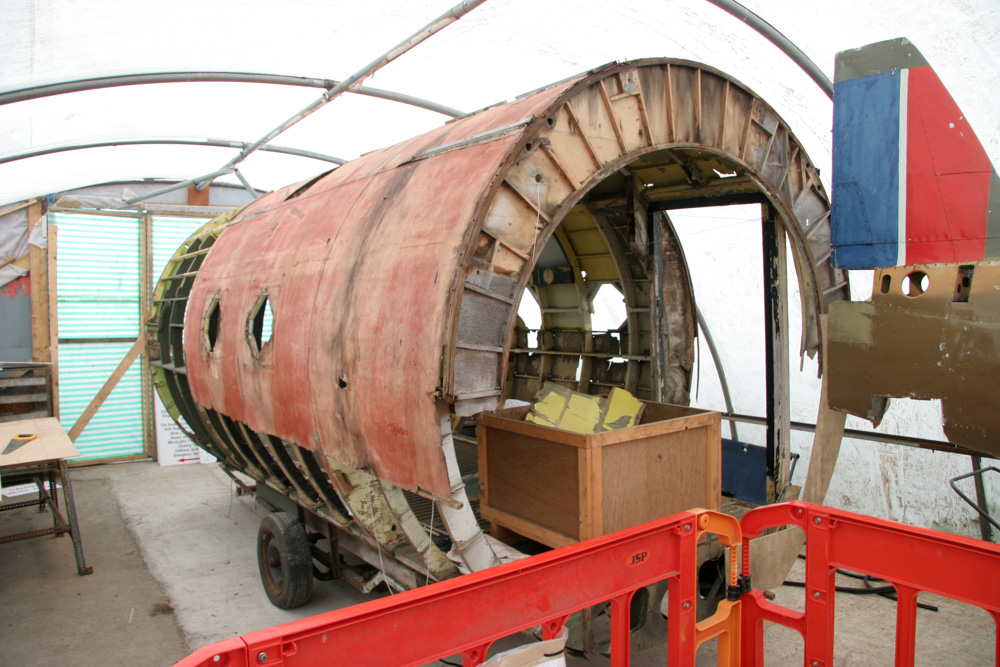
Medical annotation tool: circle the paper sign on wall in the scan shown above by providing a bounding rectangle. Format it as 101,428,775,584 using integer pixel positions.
155,393,216,466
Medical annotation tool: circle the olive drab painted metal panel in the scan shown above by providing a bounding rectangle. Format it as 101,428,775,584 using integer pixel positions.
52,211,145,460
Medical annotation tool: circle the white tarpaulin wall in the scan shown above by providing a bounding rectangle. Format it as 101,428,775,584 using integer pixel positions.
2,0,999,535
1,0,998,206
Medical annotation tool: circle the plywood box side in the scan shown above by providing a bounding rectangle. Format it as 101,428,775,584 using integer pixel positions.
478,400,722,549
706,415,722,504
482,428,581,538
599,426,719,534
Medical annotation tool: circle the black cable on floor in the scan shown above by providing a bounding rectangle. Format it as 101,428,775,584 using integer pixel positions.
784,556,939,612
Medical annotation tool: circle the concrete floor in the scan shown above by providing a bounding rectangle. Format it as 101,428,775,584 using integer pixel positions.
0,461,995,666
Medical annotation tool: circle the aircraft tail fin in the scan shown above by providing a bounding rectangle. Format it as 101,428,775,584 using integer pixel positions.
831,38,999,269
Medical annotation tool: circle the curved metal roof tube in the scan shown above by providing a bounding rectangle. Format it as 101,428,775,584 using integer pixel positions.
122,0,486,207
703,0,834,99
0,72,467,119
0,138,346,167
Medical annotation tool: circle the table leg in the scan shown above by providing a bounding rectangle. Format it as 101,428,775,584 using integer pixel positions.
58,460,93,576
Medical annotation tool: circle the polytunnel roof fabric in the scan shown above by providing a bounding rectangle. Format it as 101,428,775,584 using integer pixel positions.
0,0,997,208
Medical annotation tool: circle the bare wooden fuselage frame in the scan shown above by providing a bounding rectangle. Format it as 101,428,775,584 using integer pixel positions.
147,59,848,603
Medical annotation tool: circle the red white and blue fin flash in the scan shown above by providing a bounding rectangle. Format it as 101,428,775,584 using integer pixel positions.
831,38,1000,269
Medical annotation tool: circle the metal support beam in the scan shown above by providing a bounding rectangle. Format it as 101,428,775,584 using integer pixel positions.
121,0,485,206
0,72,467,118
219,0,486,175
696,306,738,440
0,138,346,168
703,0,834,99
971,456,994,542
121,167,234,207
762,203,791,502
232,168,259,200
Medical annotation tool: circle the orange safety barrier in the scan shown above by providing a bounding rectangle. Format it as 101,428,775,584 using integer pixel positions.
176,502,1000,667
740,501,1000,666
177,507,741,667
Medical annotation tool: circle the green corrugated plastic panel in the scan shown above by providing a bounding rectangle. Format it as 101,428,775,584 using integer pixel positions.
58,343,144,461
58,301,141,338
151,215,210,286
53,211,145,461
51,212,141,300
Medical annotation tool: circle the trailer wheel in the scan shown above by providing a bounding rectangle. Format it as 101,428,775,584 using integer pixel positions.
257,512,313,609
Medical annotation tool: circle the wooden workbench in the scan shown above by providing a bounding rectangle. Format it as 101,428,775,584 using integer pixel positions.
0,417,93,575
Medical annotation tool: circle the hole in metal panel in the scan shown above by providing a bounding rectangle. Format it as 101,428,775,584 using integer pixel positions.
954,265,975,303
284,169,334,201
205,295,221,351
247,293,274,357
902,271,929,297
592,283,627,332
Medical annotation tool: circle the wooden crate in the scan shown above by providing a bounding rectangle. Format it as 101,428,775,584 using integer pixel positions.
477,402,721,549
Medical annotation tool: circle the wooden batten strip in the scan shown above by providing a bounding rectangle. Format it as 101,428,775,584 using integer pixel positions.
495,238,529,261
462,281,514,305
694,68,703,143
758,125,781,181
502,179,552,225
0,198,37,218
539,142,578,190
0,254,29,271
822,281,850,297
792,168,812,210
453,388,502,400
48,225,60,417
774,142,797,193
803,210,832,240
67,336,144,441
589,446,603,539
665,65,676,144
141,211,153,458
578,447,592,540
48,206,141,219
563,103,603,170
719,80,730,147
781,145,801,193
740,98,757,163
631,73,655,148
598,82,627,154
456,342,505,354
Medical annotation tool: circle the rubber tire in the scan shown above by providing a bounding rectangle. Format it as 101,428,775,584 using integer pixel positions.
257,512,313,609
